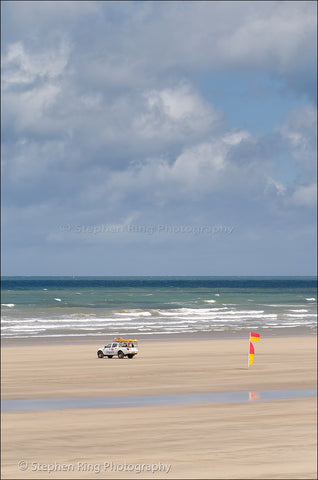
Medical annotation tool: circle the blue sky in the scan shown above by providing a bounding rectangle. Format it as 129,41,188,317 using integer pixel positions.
1,1,317,276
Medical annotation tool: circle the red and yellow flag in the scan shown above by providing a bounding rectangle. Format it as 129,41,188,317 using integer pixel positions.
248,341,255,366
250,332,260,342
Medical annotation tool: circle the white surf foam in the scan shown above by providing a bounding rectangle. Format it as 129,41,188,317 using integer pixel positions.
115,311,152,317
289,309,308,313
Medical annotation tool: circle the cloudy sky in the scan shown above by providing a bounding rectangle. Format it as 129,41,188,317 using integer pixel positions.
1,1,317,276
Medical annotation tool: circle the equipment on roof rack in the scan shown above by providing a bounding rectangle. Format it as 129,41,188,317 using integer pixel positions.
114,337,139,343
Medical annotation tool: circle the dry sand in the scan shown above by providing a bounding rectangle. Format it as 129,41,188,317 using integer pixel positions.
1,336,317,479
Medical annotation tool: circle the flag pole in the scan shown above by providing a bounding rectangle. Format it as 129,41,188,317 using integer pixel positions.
248,332,250,368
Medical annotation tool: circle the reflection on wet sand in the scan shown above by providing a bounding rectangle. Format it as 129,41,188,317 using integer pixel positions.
2,388,316,412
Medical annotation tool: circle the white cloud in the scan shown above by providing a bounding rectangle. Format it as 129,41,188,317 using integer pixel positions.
6,84,61,135
2,40,70,135
266,177,287,197
133,83,222,144
147,84,207,120
169,140,228,190
279,105,317,175
2,41,70,89
218,2,316,71
222,131,251,146
290,183,317,208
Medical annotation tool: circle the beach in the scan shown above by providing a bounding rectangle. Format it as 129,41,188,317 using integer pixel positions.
1,336,317,479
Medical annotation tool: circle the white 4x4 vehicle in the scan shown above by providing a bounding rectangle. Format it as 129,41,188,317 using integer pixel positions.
97,338,139,359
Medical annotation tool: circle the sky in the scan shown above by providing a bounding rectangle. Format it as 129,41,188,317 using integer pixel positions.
1,0,317,276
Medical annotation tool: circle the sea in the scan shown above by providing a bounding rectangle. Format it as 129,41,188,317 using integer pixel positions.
1,277,317,340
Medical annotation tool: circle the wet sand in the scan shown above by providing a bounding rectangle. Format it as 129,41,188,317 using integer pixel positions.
1,336,317,479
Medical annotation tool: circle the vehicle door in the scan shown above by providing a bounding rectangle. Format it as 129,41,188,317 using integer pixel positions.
103,343,112,355
110,342,118,354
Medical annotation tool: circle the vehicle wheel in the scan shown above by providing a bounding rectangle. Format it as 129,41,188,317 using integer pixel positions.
97,351,104,358
118,351,125,359
107,355,113,358
127,354,134,359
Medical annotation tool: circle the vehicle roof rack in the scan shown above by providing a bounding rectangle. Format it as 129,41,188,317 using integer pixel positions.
114,337,139,342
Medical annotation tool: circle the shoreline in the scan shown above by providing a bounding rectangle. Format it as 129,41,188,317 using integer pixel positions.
1,327,316,347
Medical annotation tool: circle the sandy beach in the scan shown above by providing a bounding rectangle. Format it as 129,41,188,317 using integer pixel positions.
1,336,317,479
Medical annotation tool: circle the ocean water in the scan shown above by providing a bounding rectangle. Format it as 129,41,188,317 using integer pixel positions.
1,277,317,339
